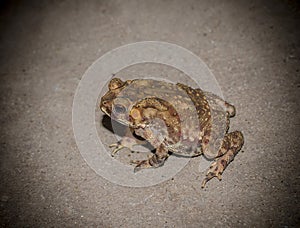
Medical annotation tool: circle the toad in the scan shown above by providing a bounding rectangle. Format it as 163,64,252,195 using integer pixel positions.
100,78,244,188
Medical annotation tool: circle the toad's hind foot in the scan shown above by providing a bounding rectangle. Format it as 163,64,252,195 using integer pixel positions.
201,131,244,188
201,158,226,188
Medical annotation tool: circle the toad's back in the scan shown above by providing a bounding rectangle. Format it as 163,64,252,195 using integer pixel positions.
116,79,228,157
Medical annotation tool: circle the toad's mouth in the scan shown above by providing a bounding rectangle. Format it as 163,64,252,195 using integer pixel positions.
113,118,130,127
100,105,133,127
100,106,109,115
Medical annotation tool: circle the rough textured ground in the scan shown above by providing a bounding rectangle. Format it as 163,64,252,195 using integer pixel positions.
0,0,299,227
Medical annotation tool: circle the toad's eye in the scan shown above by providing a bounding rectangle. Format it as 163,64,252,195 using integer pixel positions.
113,104,127,114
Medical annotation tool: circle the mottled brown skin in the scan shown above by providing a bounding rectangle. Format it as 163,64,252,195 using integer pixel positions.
100,78,244,188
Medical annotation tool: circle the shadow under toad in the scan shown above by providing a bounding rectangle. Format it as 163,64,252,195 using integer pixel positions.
101,115,208,159
101,114,155,152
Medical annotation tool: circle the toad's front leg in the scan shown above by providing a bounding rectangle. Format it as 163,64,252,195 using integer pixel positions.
109,127,147,157
133,144,169,172
201,131,244,188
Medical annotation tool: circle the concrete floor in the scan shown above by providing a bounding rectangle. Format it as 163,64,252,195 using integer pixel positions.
0,0,299,227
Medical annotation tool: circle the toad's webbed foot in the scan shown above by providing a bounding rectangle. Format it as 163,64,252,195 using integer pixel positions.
201,131,244,188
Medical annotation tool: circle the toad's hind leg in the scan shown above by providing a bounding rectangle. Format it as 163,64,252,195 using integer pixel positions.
133,144,169,172
201,131,244,188
224,101,235,117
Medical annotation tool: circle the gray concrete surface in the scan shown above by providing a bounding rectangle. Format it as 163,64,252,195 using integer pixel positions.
0,0,299,227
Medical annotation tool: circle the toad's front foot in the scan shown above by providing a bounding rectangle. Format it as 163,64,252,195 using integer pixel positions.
133,159,153,173
133,153,169,172
109,141,126,157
